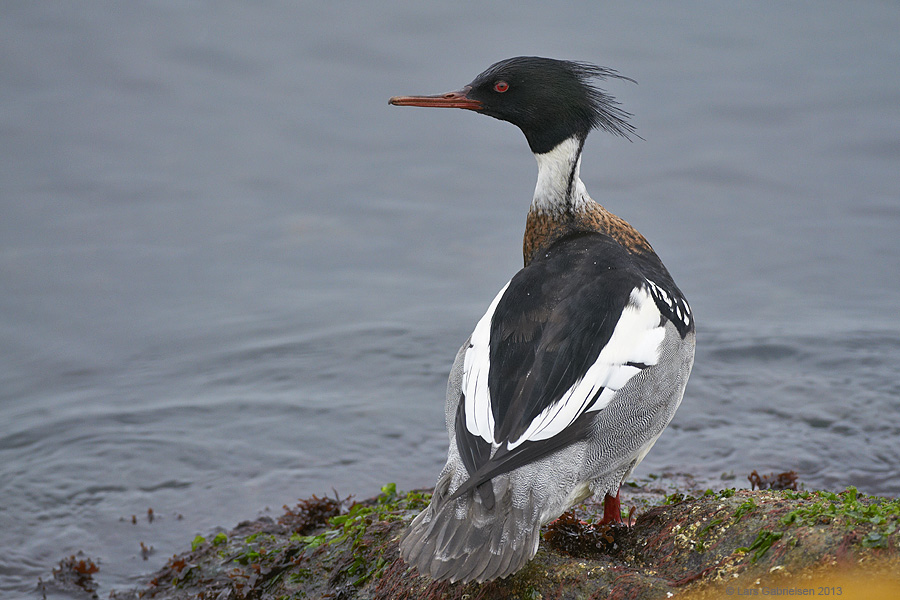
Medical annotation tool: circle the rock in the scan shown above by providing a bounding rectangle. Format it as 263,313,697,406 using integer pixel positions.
112,480,900,599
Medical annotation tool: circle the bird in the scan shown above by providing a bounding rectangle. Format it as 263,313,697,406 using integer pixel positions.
389,56,695,584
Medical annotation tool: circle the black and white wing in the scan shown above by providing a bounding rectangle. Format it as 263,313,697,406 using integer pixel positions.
451,233,690,500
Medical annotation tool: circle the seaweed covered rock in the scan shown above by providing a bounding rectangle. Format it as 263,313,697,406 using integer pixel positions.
113,481,900,599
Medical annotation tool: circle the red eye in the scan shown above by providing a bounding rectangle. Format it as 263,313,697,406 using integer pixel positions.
494,80,509,93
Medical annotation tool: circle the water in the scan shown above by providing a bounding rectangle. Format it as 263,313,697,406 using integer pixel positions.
2,1,899,596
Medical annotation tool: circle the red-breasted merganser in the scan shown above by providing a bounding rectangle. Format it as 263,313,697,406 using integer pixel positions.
389,56,695,583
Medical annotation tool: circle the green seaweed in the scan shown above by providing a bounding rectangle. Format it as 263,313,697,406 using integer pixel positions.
663,492,692,505
737,529,784,563
780,487,900,538
732,498,757,521
292,484,432,587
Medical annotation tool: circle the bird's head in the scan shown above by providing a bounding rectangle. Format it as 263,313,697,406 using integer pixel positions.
390,56,637,154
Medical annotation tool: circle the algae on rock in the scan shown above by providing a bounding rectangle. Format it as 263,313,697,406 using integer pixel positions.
111,480,900,600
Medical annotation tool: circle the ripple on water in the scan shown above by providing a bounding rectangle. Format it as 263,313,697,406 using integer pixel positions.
640,328,900,497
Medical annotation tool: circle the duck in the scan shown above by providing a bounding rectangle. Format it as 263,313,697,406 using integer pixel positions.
389,56,695,584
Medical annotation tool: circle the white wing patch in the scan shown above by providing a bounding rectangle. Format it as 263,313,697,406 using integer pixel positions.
507,284,665,450
462,281,510,446
648,278,691,328
462,281,666,452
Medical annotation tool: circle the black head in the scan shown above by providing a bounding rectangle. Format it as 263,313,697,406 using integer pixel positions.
390,56,637,154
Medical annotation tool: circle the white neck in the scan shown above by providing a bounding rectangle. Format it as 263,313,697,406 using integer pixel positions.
531,135,592,215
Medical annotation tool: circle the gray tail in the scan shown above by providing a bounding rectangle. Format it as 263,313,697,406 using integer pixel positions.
399,477,541,583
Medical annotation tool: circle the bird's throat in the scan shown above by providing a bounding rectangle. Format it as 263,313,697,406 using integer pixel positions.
530,136,586,216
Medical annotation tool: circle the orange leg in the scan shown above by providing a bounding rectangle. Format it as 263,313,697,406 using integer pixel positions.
597,490,624,525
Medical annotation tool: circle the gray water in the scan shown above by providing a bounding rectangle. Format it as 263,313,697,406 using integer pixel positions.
2,1,899,596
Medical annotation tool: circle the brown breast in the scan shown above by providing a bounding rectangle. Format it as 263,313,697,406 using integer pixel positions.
523,203,653,266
